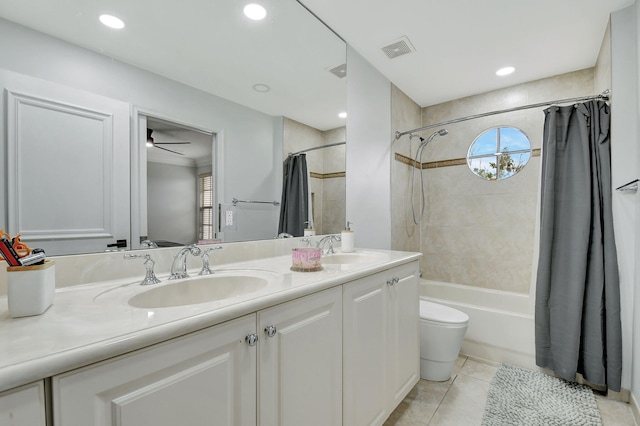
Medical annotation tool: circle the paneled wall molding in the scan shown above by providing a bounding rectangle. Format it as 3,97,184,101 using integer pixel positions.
6,89,115,240
394,148,541,170
0,71,131,254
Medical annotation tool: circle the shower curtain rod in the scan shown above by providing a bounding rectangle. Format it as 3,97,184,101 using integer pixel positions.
288,141,345,156
394,89,611,139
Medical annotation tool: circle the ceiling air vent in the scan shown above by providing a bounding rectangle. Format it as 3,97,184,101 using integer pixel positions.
327,63,347,78
381,36,415,59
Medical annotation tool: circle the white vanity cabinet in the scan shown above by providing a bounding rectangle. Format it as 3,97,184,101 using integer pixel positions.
51,287,343,426
52,314,258,426
343,261,420,426
0,381,47,426
258,286,342,426
47,259,419,426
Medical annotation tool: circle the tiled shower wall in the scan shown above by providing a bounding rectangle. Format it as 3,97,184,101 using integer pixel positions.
321,127,347,233
391,86,422,252
282,117,346,235
392,68,600,294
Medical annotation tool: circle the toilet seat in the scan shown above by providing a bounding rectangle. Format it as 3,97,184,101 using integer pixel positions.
419,300,469,325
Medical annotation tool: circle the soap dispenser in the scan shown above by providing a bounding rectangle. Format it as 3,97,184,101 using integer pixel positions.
341,221,354,253
304,221,316,237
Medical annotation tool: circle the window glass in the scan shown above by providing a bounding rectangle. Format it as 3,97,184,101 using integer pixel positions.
468,128,497,157
467,127,531,181
500,127,530,151
199,173,214,239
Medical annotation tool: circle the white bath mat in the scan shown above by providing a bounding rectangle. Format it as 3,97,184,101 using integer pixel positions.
481,364,602,426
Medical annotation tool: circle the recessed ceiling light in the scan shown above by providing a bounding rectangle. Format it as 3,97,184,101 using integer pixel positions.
338,112,347,119
496,66,515,76
99,14,125,29
244,4,267,20
253,83,270,92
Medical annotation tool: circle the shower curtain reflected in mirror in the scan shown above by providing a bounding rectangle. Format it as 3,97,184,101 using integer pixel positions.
535,100,622,392
278,154,309,237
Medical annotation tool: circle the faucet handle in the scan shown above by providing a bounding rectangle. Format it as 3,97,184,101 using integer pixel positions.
186,244,202,256
124,253,161,285
199,246,223,275
300,238,312,247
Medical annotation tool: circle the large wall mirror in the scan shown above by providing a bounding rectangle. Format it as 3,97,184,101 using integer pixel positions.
0,0,346,255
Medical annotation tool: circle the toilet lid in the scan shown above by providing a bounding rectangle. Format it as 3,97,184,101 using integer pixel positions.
419,300,469,325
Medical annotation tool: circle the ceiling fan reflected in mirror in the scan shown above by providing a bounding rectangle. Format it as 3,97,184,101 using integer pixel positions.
146,129,191,155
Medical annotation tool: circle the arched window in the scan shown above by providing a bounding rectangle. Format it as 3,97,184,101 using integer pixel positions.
467,127,531,180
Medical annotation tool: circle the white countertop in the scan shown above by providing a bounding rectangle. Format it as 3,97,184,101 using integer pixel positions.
0,249,420,392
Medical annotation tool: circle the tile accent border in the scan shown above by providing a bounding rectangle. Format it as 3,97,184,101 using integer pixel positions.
395,148,541,170
310,171,345,179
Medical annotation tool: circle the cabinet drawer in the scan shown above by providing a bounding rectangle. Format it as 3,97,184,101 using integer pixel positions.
0,381,46,426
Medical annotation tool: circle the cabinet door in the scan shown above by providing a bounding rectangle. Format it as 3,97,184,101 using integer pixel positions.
53,314,257,426
386,262,420,408
0,381,46,426
343,274,389,426
343,261,420,426
258,287,342,426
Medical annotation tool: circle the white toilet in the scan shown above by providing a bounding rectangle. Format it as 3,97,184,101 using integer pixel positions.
419,299,469,381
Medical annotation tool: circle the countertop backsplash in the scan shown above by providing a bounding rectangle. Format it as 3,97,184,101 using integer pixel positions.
0,236,332,296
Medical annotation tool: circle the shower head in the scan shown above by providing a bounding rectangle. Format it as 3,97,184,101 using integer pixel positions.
420,128,449,147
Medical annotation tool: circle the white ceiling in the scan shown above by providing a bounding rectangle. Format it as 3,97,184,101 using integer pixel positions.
146,118,212,166
0,0,633,133
302,0,634,107
0,0,346,131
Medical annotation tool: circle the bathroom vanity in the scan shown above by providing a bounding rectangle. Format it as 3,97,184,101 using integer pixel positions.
0,248,420,426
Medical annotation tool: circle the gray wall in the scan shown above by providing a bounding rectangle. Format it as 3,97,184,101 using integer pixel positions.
147,162,198,245
346,46,392,249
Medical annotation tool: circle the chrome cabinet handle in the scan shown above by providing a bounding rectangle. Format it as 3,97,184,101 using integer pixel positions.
387,277,400,286
264,325,277,337
245,333,259,346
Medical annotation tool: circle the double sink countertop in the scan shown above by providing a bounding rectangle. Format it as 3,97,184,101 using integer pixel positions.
0,249,421,393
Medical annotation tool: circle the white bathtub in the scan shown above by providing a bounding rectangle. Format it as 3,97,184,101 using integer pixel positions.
420,279,536,370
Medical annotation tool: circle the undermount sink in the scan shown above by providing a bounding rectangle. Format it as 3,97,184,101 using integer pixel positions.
128,273,271,309
321,251,384,265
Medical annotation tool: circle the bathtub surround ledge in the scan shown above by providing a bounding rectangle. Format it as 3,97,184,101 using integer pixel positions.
421,279,636,406
421,279,538,371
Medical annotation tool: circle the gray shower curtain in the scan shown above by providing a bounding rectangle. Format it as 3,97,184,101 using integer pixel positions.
278,154,309,237
535,100,622,391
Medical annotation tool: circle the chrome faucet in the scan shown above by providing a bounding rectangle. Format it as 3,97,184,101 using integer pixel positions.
169,244,202,280
199,246,223,275
124,253,161,285
140,239,158,248
316,235,341,254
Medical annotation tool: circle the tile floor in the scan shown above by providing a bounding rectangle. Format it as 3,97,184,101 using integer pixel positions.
384,356,637,426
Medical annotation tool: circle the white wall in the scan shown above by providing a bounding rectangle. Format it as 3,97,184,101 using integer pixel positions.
624,3,640,412
611,4,640,399
0,18,282,243
611,6,640,400
346,46,392,249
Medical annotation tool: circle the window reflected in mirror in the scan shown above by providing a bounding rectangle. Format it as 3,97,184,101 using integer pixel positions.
467,126,531,180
